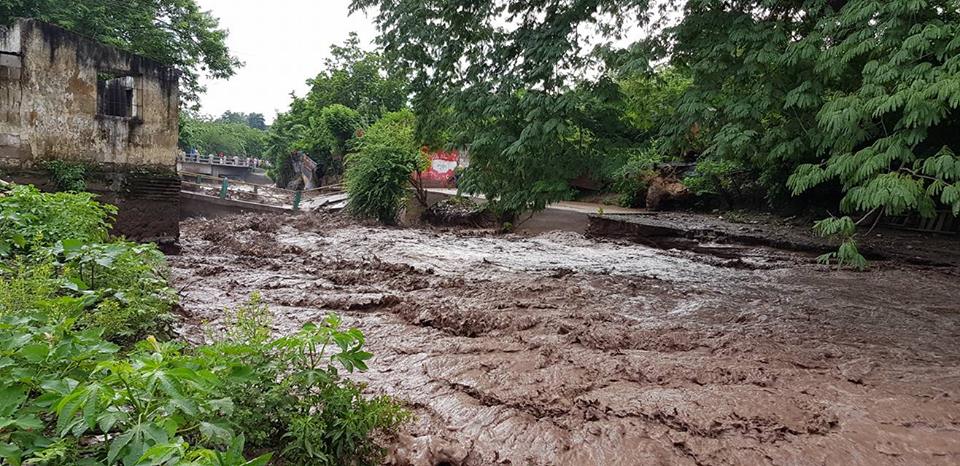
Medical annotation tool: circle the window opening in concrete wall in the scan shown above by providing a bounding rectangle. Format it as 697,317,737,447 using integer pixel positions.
97,73,141,118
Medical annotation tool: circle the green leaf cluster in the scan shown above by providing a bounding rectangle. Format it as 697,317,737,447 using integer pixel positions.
345,109,426,223
0,183,409,464
179,115,267,158
355,0,960,261
265,34,407,185
0,0,242,105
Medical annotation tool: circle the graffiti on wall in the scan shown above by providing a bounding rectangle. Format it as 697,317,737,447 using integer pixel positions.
419,150,466,188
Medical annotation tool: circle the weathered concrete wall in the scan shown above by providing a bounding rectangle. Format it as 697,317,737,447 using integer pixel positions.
0,19,181,247
0,19,179,169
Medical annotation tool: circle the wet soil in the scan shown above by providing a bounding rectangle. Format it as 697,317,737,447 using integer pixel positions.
591,211,960,267
170,213,960,465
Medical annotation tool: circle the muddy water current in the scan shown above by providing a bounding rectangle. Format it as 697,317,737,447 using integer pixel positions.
170,214,960,465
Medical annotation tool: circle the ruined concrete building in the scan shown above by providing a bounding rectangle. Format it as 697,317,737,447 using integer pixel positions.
0,19,181,247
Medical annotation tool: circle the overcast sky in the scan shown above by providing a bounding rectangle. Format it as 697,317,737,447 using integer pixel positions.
195,0,378,123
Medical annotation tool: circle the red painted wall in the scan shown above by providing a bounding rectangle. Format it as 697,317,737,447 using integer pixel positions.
419,150,463,188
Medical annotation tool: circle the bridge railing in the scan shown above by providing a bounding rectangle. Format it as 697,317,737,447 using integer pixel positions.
179,153,264,168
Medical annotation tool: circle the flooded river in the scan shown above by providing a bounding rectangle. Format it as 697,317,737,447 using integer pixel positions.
170,213,960,465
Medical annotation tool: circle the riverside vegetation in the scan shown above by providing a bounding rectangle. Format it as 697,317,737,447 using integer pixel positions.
0,184,409,465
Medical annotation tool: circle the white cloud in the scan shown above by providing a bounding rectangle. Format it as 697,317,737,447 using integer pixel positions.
195,0,378,123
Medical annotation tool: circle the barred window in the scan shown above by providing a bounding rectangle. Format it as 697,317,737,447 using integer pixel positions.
97,74,140,118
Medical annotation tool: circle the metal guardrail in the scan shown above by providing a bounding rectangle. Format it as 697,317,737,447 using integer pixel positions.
178,153,264,168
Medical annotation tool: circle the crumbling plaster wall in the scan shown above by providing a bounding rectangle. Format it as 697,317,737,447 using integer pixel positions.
0,19,179,170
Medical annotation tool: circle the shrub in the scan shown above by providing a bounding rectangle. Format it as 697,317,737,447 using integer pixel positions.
0,184,115,257
0,311,274,466
612,147,662,207
345,109,428,224
54,239,175,342
0,185,173,342
43,160,87,192
204,295,411,465
0,182,409,464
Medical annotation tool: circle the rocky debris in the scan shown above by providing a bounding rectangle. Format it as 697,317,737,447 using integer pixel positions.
423,197,493,227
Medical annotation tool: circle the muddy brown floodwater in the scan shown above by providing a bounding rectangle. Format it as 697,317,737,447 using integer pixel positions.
170,213,960,466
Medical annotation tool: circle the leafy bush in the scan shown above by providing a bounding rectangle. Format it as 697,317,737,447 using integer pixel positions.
612,147,662,207
42,161,87,192
345,109,428,223
54,240,176,342
0,183,410,464
0,185,174,343
203,295,411,465
0,311,274,466
0,185,115,256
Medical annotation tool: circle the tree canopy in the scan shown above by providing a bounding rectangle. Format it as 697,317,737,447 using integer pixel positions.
0,0,241,104
304,32,407,125
265,34,407,185
217,111,268,130
179,113,267,157
353,0,960,259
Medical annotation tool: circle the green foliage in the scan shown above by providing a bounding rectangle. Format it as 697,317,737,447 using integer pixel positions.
180,114,267,157
203,299,411,465
665,0,960,254
320,104,363,156
813,217,868,270
305,33,408,125
0,312,274,466
681,157,764,207
265,34,408,184
612,146,662,207
1,0,241,105
54,239,176,342
353,0,684,217
345,110,425,223
0,183,409,465
0,185,173,343
0,184,115,257
42,161,86,192
357,0,960,263
217,111,268,131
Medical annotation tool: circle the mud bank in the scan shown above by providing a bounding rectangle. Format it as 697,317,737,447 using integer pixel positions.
170,213,960,465
588,212,960,267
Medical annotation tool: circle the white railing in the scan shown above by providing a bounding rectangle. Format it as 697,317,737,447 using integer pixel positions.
179,153,264,168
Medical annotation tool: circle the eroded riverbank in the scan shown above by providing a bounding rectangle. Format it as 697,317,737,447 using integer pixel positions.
170,213,960,465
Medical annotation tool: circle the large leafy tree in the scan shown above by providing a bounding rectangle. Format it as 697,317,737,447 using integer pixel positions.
350,0,657,215
305,32,407,124
354,0,960,247
265,34,406,184
179,113,267,157
217,111,268,130
0,0,241,104
664,0,960,265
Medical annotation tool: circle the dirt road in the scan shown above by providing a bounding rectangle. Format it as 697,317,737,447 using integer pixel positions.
170,213,960,465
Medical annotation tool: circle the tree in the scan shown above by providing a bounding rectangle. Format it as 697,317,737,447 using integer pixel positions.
264,34,408,184
217,111,268,130
245,113,267,130
345,109,427,223
350,0,655,216
662,0,960,266
354,0,960,263
1,0,241,105
180,114,267,157
304,32,407,124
